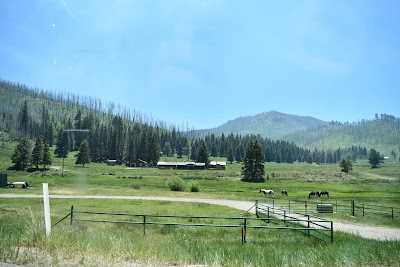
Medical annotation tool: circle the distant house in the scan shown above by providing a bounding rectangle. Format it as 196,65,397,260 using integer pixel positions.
209,161,227,170
157,161,206,170
107,159,117,166
127,159,148,167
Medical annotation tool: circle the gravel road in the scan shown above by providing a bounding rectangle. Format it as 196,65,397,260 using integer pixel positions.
1,194,399,241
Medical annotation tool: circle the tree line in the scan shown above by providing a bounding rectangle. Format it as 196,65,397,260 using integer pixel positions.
1,79,382,172
8,100,373,171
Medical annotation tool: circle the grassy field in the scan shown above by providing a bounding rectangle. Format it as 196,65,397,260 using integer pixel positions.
1,198,400,267
1,143,400,266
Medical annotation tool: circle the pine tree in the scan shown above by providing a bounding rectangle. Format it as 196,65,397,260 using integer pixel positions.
11,138,32,171
339,159,352,173
18,100,30,136
241,140,265,182
196,140,209,164
31,136,44,169
235,144,243,163
41,143,52,171
75,139,90,167
368,149,381,168
183,139,191,161
227,145,234,164
146,127,160,164
163,142,172,157
54,128,69,158
176,140,183,158
190,141,197,160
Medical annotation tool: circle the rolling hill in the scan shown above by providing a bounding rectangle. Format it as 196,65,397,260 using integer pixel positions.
195,111,400,157
1,79,399,157
194,111,329,140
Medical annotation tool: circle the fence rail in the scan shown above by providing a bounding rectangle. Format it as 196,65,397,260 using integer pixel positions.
351,201,398,219
255,201,333,243
260,198,399,220
53,205,334,244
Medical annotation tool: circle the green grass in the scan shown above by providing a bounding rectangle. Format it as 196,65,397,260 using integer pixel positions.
1,142,400,266
1,198,400,267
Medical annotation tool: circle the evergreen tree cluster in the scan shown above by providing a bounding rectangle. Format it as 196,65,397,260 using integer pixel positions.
0,79,387,169
11,136,52,171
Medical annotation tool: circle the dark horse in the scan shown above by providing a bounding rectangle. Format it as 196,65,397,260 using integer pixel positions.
308,191,319,198
318,191,329,197
281,189,288,197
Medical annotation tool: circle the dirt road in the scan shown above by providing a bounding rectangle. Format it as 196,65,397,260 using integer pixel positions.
1,194,399,241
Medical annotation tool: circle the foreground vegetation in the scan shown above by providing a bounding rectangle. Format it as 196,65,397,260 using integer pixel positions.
1,198,400,267
1,142,400,266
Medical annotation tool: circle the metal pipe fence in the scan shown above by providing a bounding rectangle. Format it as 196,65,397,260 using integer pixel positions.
52,205,334,243
255,201,333,242
351,201,399,220
260,198,399,220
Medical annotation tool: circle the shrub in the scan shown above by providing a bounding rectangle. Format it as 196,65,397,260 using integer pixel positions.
188,181,200,192
167,176,185,191
132,183,140,189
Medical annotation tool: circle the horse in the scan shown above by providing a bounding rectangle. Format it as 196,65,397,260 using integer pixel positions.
319,191,329,197
259,189,274,197
281,189,288,197
308,191,319,198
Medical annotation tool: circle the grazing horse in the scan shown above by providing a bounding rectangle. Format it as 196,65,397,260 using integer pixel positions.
319,191,329,197
281,189,288,197
259,189,274,197
308,191,319,198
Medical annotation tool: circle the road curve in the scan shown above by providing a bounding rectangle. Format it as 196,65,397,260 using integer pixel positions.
1,194,399,241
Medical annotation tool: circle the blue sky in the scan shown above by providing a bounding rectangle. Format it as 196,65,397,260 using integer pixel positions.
1,0,399,129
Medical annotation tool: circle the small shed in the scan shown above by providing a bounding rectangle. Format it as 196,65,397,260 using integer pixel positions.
128,159,148,167
209,161,226,170
107,159,117,166
157,161,206,170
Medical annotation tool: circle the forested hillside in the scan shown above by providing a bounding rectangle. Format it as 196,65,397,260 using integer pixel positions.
0,79,388,172
195,111,328,139
283,115,400,157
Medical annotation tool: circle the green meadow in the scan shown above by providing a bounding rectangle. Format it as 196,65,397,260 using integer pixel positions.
1,145,400,266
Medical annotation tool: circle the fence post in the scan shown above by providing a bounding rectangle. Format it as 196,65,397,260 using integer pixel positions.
255,200,258,216
351,200,355,216
336,200,338,213
288,200,291,213
362,204,365,217
305,200,307,214
70,206,74,225
143,215,146,236
392,207,394,220
267,206,270,223
273,199,275,210
243,218,247,244
330,221,333,243
307,215,310,238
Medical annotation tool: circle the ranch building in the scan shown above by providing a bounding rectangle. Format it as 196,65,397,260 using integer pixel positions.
209,161,226,170
127,159,148,167
156,161,206,170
